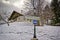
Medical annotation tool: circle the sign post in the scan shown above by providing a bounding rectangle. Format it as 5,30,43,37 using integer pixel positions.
31,20,38,40
33,20,37,38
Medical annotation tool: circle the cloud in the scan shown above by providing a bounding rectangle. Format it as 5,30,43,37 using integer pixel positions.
2,0,10,4
45,0,52,3
1,0,25,8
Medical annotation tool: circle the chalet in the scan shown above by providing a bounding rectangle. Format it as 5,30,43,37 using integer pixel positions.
8,11,42,26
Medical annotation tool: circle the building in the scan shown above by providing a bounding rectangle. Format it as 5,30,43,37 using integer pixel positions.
8,11,42,26
17,16,41,26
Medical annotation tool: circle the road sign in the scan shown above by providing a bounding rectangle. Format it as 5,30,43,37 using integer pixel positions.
33,20,38,25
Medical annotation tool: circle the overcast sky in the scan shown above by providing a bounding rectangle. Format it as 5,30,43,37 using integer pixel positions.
0,0,52,13
45,0,52,3
0,0,52,19
0,0,52,8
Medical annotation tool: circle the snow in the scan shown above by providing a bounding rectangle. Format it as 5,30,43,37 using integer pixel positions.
0,22,60,40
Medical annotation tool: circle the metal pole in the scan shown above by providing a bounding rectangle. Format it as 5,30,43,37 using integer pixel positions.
33,25,36,38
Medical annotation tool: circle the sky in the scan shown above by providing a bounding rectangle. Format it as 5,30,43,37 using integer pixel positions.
0,0,52,19
0,0,52,8
0,0,25,8
45,0,52,3
0,0,52,14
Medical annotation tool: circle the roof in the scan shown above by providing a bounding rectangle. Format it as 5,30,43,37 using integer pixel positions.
8,11,23,21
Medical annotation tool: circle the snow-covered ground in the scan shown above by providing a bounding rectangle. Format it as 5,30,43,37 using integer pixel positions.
0,22,60,40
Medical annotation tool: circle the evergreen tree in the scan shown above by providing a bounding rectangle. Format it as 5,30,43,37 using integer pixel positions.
51,0,60,25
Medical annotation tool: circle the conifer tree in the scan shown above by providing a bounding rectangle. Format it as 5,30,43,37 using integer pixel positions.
51,0,60,25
